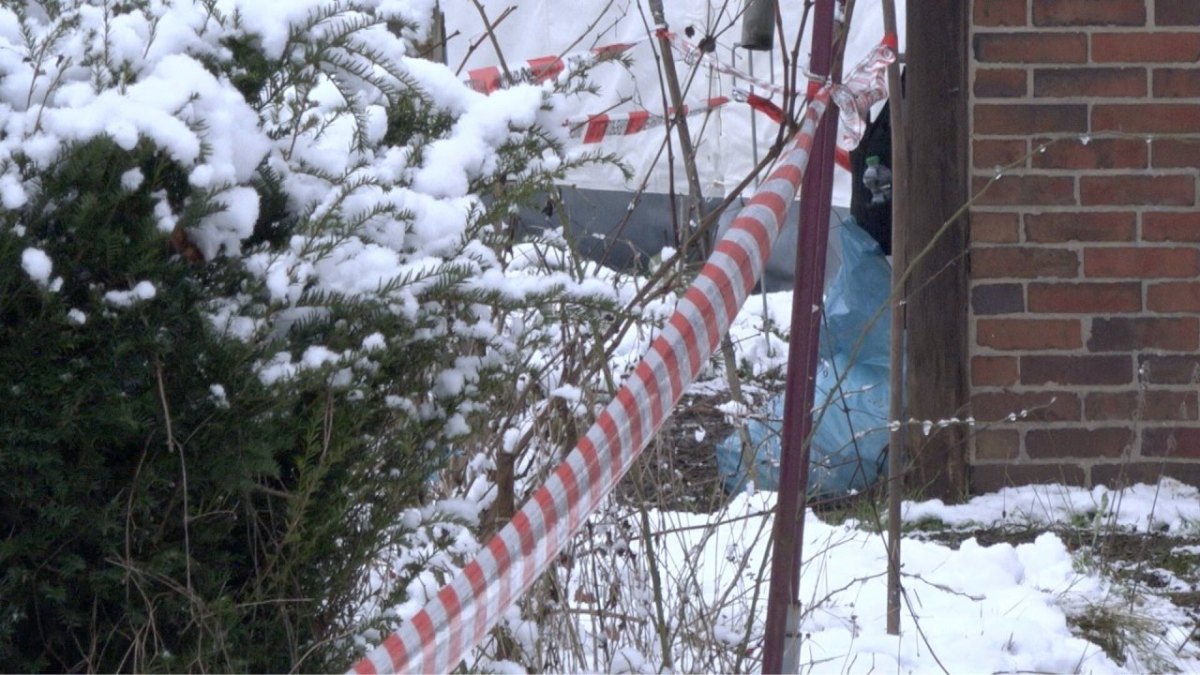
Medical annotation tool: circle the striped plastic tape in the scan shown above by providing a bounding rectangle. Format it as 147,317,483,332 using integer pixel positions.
351,38,895,675
564,96,731,142
352,89,831,674
465,40,640,94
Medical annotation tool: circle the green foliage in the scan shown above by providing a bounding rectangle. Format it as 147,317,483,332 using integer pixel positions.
0,134,445,672
0,0,627,671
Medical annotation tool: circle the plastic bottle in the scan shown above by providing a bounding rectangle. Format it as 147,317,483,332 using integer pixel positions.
862,155,892,205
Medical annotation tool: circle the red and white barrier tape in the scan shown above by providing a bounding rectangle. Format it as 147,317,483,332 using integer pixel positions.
735,88,785,124
468,31,785,98
561,41,893,158
564,88,854,174
737,88,853,171
565,96,731,142
466,40,640,94
352,91,829,675
351,41,893,675
830,42,895,152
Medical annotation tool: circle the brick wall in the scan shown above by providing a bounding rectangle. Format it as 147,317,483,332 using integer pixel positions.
969,0,1200,490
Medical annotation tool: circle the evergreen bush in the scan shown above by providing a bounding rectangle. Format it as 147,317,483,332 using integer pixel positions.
0,1,613,670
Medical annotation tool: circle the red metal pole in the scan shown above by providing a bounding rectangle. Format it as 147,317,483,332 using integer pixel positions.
760,0,838,671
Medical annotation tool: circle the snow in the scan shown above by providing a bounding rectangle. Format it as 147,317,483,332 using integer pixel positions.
258,352,300,386
552,487,1200,674
725,290,793,376
903,478,1200,535
362,333,387,351
120,168,145,191
0,173,27,208
104,281,157,307
190,186,262,260
550,384,582,403
209,384,230,409
152,193,179,234
301,345,341,369
20,247,52,286
211,0,332,60
412,85,545,198
434,369,466,398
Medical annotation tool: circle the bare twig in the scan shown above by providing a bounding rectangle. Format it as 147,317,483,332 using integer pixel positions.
153,359,194,605
454,5,517,76
470,1,514,79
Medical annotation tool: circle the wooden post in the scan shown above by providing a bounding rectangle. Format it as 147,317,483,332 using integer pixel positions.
902,0,970,499
406,2,447,64
881,0,906,638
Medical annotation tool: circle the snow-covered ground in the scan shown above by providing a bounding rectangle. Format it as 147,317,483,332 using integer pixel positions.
524,293,1200,672
662,300,1200,674
531,480,1200,674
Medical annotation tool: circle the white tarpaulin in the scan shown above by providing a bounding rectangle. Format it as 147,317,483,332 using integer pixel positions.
443,0,906,206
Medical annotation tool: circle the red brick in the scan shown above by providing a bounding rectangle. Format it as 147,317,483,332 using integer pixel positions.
974,430,1021,461
1148,282,1200,311
1093,462,1200,488
1156,0,1200,26
970,212,1021,243
971,463,1087,490
972,355,1020,386
1096,318,1199,353
973,175,1077,206
1021,354,1132,385
975,0,1027,26
1153,68,1200,97
1085,247,1200,277
1151,140,1200,169
1093,104,1200,133
975,104,1088,134
1026,428,1133,458
1027,282,1143,313
974,32,1088,63
1143,212,1200,241
1143,427,1200,459
1093,33,1200,63
1032,137,1147,170
972,391,1080,422
977,317,1082,349
1139,355,1200,384
975,68,1028,98
1034,67,1146,97
972,283,1025,314
1025,212,1136,242
1088,317,1199,351
1080,175,1195,206
1086,391,1198,421
1033,0,1146,26
973,247,1079,278
975,139,1028,169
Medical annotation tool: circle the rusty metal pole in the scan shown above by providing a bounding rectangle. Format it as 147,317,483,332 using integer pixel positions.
760,0,838,671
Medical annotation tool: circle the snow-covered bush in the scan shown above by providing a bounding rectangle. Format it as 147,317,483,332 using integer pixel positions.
0,0,624,670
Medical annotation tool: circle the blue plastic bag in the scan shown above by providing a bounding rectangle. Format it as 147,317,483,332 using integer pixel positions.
716,218,891,498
